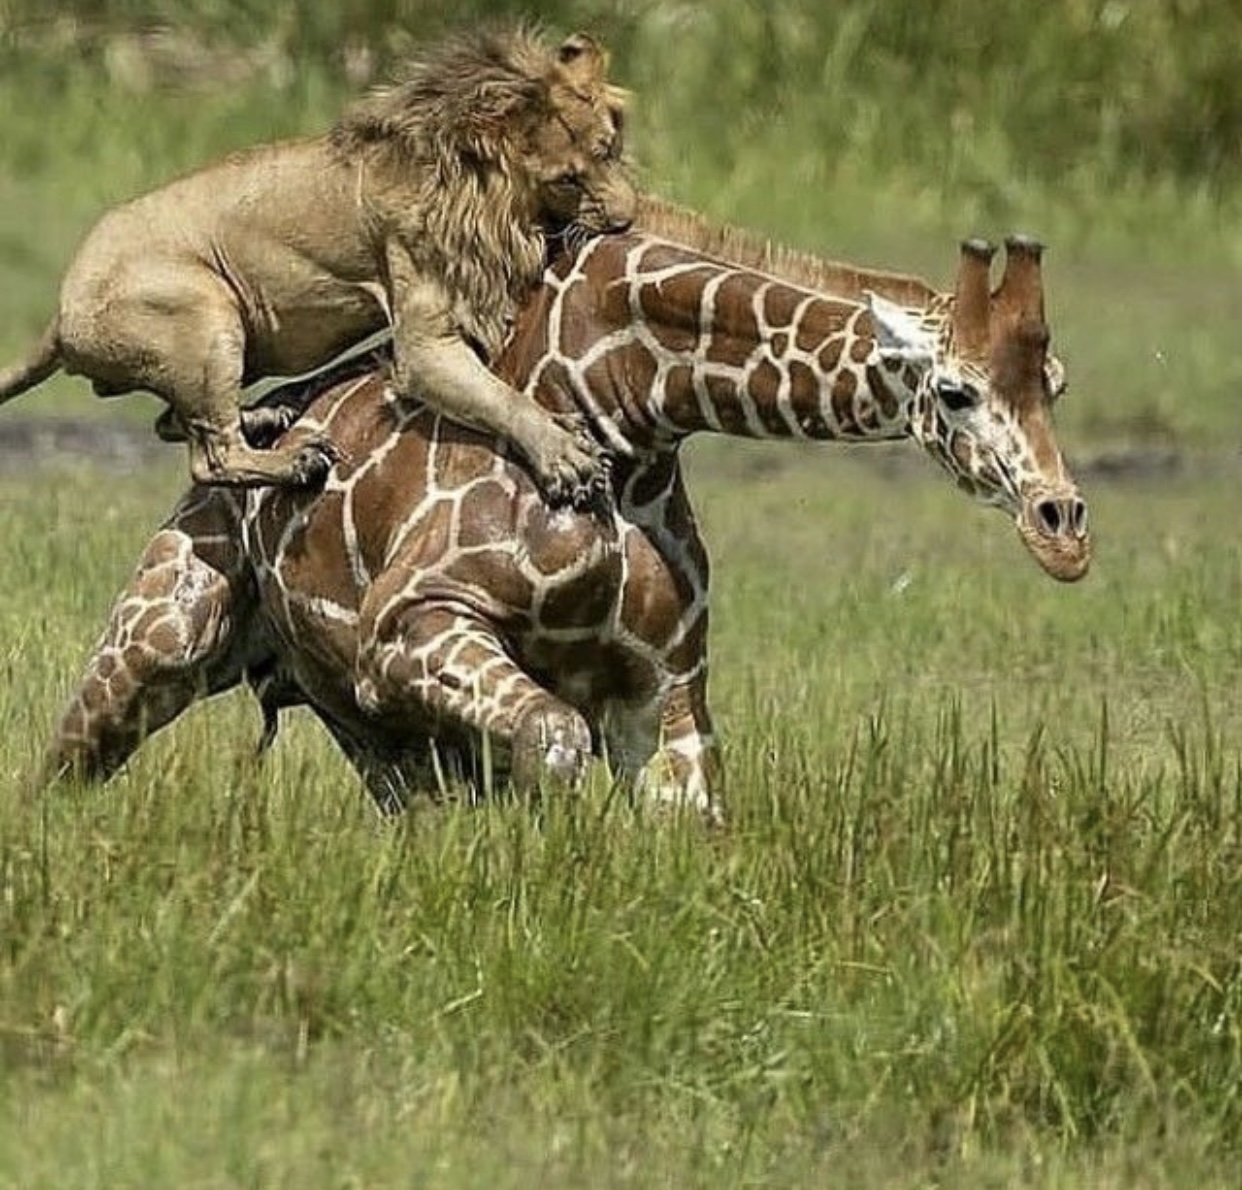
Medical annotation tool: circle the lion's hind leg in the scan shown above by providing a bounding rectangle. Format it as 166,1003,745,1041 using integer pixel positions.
62,280,338,490
174,321,339,490
154,401,300,451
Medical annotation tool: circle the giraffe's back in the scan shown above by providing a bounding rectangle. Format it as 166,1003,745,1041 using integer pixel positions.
243,368,636,746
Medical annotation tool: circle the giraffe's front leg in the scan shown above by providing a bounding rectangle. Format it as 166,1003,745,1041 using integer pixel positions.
41,506,254,789
604,666,722,823
355,602,594,796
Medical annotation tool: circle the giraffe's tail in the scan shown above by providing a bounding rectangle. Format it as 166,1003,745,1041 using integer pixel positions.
0,318,63,405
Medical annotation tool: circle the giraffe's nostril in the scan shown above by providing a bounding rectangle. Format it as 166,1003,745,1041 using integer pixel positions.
1032,496,1088,538
1035,499,1062,536
1071,498,1089,536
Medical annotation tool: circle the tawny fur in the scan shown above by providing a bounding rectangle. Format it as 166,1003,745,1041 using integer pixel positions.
0,23,636,497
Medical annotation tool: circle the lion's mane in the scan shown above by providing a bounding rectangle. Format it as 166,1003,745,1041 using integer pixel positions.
330,25,563,358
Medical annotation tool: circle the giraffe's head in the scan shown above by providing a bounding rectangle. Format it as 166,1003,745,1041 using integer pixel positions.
872,236,1091,583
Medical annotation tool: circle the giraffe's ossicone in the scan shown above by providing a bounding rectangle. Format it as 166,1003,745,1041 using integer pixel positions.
40,219,1089,815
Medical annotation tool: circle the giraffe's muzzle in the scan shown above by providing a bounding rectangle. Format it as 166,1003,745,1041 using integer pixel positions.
1017,489,1092,582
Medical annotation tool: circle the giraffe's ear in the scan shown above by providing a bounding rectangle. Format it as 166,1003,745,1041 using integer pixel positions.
866,291,935,367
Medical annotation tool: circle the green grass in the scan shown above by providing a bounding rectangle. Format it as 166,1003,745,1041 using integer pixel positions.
2,448,1242,1186
3,10,1242,1183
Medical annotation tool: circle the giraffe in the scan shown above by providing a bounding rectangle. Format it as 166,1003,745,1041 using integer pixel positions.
41,209,1090,817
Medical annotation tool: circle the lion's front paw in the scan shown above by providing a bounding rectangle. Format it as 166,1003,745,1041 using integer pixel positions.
528,417,611,510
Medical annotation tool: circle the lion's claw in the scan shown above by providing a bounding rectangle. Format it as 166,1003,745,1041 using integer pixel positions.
289,436,342,488
542,461,610,510
527,415,612,510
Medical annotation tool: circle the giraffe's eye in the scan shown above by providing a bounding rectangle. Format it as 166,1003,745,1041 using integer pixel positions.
936,378,979,412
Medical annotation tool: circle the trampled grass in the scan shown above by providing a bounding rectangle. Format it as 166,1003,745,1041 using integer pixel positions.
2,446,1241,1187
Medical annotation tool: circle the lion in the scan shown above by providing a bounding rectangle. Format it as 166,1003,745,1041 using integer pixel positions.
0,25,636,499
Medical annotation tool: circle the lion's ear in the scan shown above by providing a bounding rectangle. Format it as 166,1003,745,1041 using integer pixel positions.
555,32,608,87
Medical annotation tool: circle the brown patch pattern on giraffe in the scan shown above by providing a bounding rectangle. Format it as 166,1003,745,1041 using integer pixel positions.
39,227,1089,812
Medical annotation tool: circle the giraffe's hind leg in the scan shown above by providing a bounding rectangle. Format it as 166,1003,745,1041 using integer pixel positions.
41,506,258,788
355,602,593,796
308,714,449,817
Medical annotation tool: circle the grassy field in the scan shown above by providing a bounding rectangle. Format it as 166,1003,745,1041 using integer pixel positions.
3,5,1242,1185
2,444,1242,1187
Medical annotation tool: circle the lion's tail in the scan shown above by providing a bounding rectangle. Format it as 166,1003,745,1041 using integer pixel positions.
0,319,62,406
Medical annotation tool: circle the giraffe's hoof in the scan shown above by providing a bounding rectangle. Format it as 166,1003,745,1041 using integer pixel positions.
513,707,592,789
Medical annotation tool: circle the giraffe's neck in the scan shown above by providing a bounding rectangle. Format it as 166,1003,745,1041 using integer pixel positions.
633,193,940,310
527,232,935,450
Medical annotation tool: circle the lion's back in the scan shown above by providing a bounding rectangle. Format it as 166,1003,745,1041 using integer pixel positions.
57,136,388,374
68,137,360,266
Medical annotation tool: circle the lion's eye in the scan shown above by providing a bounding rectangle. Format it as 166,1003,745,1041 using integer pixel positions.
936,378,979,412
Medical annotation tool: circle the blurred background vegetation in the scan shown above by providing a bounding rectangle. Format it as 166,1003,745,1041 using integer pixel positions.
0,0,1240,444
3,0,1240,216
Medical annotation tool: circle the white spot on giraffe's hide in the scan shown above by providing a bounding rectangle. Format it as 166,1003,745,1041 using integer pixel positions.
543,732,587,783
173,563,216,610
288,593,357,626
355,675,380,714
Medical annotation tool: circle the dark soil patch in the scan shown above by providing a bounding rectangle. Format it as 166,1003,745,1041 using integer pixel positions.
0,417,166,470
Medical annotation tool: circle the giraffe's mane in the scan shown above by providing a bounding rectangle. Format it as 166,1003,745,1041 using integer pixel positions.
634,194,939,309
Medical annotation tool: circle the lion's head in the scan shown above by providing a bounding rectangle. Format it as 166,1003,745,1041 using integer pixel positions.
330,23,637,357
519,33,636,236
